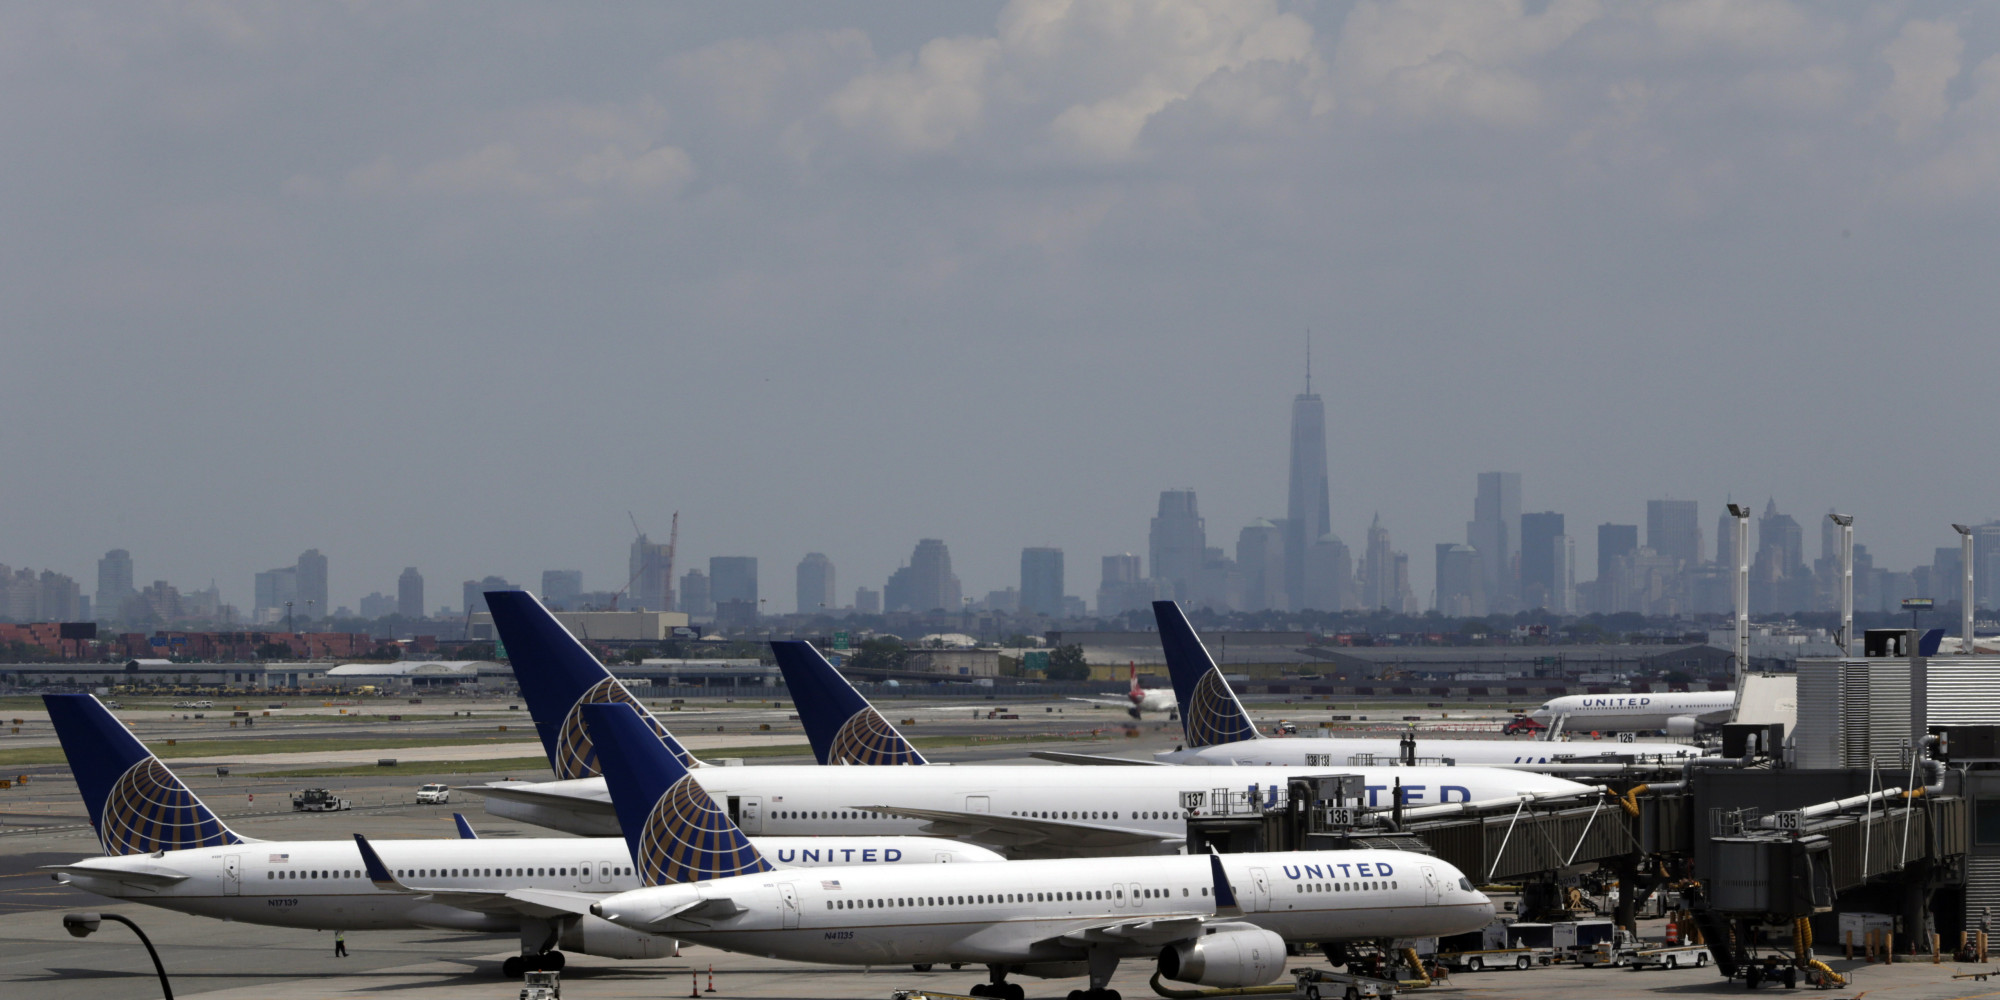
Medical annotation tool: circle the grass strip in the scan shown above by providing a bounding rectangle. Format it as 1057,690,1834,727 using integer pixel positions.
0,734,539,767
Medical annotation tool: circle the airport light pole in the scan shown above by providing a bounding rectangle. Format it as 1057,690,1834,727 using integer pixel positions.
1954,524,1976,653
1728,503,1751,675
1829,513,1854,654
65,911,173,998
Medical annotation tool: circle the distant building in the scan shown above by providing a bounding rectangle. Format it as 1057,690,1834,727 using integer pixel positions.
0,566,82,622
1096,553,1148,618
462,576,520,618
1285,382,1330,613
1596,523,1639,605
254,566,298,623
1192,546,1244,613
1520,512,1564,610
296,549,328,621
359,592,396,619
890,540,960,613
1360,514,1409,612
1302,534,1352,612
95,549,134,624
680,569,712,616
1466,472,1520,613
796,553,836,615
709,558,758,613
981,587,1019,614
1236,520,1286,612
1435,543,1485,617
467,609,688,643
1648,500,1702,570
1148,490,1206,602
1019,547,1064,618
629,532,674,612
853,586,880,615
541,570,583,610
1753,499,1810,612
397,567,424,619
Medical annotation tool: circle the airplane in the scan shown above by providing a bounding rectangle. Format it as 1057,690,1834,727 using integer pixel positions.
1066,662,1178,719
1527,689,1737,737
566,700,1495,1000
770,639,927,764
1131,602,1705,768
472,591,1599,854
37,693,1002,978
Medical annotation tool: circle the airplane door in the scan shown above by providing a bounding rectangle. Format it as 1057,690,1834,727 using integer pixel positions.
577,860,593,885
1112,884,1126,909
778,882,800,929
1247,867,1271,913
738,796,763,834
966,795,990,814
1129,883,1143,910
223,855,241,896
1420,866,1441,906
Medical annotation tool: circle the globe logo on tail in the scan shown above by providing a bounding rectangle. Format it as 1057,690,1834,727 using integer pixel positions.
100,758,241,856
1185,670,1257,748
555,678,681,780
826,709,924,766
637,775,774,884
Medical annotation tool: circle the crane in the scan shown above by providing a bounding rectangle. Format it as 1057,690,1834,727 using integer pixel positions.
608,510,677,612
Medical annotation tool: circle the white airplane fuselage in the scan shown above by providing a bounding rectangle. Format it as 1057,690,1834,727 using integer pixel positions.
1153,736,1707,768
1528,691,1737,734
479,764,1594,841
594,850,1493,969
51,835,1001,934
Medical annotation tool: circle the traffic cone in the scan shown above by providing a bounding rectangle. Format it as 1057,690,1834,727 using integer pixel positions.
706,964,716,992
690,970,700,998
1666,921,1679,945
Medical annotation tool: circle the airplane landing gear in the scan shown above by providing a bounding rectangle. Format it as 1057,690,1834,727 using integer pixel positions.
500,951,566,978
970,964,1026,1000
1063,947,1122,1000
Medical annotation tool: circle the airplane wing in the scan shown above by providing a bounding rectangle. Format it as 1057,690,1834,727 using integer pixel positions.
1052,914,1208,947
351,833,612,919
470,781,618,818
1029,751,1168,766
853,805,1179,855
1065,697,1142,709
41,861,190,889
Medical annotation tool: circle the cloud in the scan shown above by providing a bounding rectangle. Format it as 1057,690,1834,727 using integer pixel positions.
1876,19,1963,142
1328,0,1602,125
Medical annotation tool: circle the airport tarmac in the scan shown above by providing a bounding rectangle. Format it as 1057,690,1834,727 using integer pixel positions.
0,691,1772,999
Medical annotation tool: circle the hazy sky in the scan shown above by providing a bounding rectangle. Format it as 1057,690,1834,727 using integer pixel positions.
5,1,1997,615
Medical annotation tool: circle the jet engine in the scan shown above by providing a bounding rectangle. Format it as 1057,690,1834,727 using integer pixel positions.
1157,924,1288,987
1664,716,1699,738
559,914,677,959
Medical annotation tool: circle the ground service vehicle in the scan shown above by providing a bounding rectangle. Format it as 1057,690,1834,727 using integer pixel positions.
1292,967,1398,999
1630,944,1712,970
291,788,351,812
416,783,450,804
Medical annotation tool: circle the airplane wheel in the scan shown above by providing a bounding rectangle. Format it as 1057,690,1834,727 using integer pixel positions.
1067,990,1086,1000
969,985,990,997
1005,985,1025,1000
912,964,934,972
546,951,565,971
502,956,523,978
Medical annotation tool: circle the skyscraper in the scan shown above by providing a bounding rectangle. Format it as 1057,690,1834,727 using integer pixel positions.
95,549,134,623
796,553,836,615
1302,534,1353,612
541,570,583,609
629,533,674,612
1284,369,1330,613
1018,547,1064,617
1237,520,1286,612
463,575,518,618
1466,472,1521,613
1096,553,1146,618
905,539,961,613
680,569,712,616
1435,544,1485,617
255,566,298,623
1520,512,1565,610
1360,514,1413,612
397,566,424,619
1148,490,1206,601
295,549,328,621
1647,500,1702,569
1597,523,1639,588
709,557,758,616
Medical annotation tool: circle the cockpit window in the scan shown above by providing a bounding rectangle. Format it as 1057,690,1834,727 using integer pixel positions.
1459,877,1474,892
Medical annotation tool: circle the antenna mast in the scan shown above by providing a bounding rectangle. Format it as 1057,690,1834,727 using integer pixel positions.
1305,327,1312,395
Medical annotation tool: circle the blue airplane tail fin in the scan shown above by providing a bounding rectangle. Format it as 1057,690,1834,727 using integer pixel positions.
1152,601,1259,748
484,589,700,779
771,640,925,765
580,702,773,887
42,694,244,855
453,813,478,839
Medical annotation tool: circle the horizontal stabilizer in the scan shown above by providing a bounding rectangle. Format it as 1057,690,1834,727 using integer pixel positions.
855,804,1179,855
41,862,190,888
1029,751,1166,766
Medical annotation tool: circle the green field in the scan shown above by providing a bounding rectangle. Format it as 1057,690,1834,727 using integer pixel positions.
0,733,540,767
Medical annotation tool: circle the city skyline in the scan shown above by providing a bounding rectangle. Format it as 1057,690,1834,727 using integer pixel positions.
3,5,1996,626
